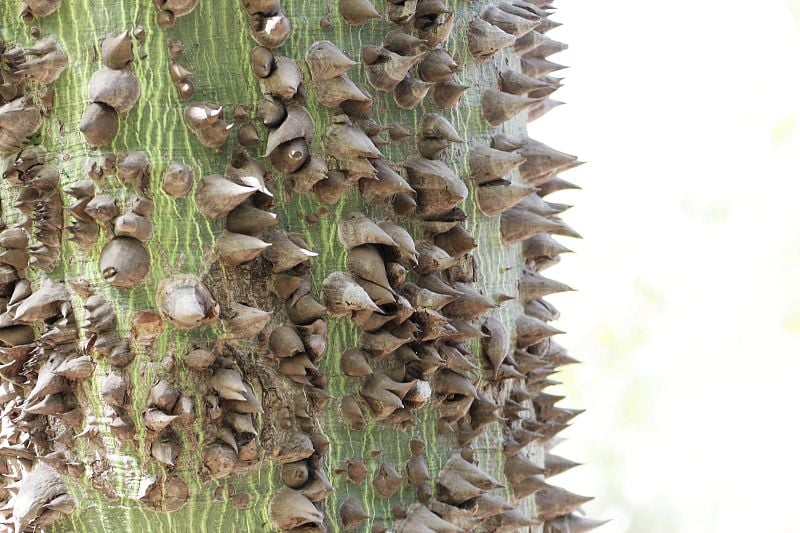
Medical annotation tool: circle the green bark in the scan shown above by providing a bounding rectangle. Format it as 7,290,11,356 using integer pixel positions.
0,0,588,531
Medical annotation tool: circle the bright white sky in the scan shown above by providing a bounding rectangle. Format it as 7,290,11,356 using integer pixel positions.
530,1,800,532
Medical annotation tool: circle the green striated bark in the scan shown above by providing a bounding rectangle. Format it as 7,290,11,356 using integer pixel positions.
0,0,591,532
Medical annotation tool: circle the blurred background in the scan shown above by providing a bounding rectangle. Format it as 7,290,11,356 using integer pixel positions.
530,1,800,532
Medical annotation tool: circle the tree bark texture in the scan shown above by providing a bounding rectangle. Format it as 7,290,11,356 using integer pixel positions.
0,0,596,532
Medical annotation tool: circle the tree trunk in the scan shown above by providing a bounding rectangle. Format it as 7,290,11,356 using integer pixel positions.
0,0,595,531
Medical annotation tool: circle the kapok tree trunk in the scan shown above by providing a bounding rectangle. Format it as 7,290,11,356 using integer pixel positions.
0,0,599,531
